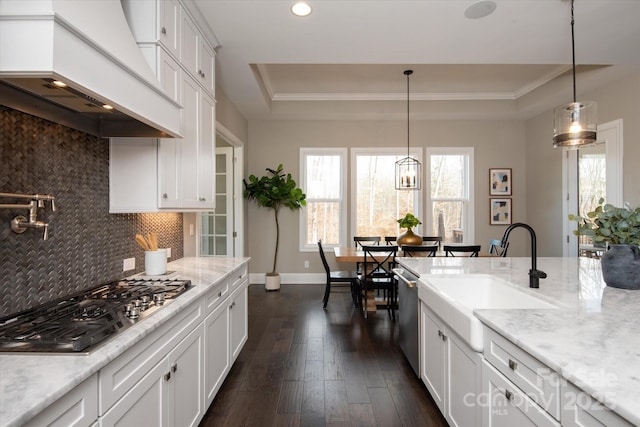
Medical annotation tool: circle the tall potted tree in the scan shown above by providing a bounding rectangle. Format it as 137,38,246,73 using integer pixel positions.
244,164,306,290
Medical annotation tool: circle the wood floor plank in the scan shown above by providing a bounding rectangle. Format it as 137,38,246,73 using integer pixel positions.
200,284,448,427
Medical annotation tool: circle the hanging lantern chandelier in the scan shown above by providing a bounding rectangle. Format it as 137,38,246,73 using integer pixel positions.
553,0,597,148
395,69,421,190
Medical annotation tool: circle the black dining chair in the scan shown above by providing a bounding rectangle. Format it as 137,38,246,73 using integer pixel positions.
422,236,443,250
488,239,509,257
402,244,437,257
318,240,359,309
384,236,397,245
358,245,398,318
353,236,381,274
443,244,481,257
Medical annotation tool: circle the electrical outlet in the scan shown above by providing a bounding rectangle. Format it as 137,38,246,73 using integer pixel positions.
166,247,171,258
304,260,309,269
123,258,135,272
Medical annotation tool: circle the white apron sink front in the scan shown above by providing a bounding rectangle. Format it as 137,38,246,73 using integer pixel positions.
418,274,557,352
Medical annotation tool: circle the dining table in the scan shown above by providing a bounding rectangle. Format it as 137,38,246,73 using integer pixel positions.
333,242,487,262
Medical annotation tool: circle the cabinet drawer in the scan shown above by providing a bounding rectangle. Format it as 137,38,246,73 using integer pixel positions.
99,301,203,412
24,374,98,427
561,381,633,427
483,360,559,427
230,265,248,290
483,327,560,419
206,282,229,312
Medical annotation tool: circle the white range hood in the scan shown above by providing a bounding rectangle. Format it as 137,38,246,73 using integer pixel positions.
0,0,181,138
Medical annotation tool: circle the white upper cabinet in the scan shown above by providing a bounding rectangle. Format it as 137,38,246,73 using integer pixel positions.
110,0,216,213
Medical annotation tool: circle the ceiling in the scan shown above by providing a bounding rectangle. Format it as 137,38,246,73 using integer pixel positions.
193,0,640,121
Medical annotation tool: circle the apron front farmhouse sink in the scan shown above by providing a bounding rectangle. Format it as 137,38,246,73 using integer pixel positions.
418,274,557,352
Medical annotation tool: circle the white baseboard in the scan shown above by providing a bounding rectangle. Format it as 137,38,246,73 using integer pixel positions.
249,272,325,285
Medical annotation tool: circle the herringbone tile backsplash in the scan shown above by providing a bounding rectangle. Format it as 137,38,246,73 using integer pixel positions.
0,107,183,317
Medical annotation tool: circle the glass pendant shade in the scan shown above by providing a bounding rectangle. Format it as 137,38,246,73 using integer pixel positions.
553,101,597,148
395,156,421,190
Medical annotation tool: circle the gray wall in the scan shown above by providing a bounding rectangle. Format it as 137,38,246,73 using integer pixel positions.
0,107,184,317
246,119,527,275
526,72,640,256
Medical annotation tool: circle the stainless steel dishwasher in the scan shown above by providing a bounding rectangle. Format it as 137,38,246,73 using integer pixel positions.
394,267,420,376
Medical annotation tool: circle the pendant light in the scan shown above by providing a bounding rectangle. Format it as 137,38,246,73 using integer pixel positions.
395,69,422,190
553,0,597,148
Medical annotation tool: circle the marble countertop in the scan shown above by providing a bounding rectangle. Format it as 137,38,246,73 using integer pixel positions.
398,256,640,426
0,257,249,427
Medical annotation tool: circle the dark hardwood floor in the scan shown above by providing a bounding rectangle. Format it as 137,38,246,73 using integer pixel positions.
199,284,448,427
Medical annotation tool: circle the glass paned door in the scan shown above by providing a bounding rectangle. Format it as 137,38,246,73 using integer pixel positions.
201,147,233,256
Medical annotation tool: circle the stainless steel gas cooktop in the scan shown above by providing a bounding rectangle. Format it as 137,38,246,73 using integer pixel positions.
0,278,192,353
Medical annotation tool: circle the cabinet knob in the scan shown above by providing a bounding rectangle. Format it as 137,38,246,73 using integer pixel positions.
164,372,171,381
171,363,177,373
508,359,518,370
218,291,222,297
505,389,513,401
199,197,206,201
161,27,167,35
163,193,168,199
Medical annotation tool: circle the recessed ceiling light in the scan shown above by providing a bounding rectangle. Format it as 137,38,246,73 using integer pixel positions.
465,1,497,19
52,80,67,87
291,2,312,17
102,104,114,110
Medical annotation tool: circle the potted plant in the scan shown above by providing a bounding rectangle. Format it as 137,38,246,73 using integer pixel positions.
396,212,423,247
244,164,306,290
569,198,640,290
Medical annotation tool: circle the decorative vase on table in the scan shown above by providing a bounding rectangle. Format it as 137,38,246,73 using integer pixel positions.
397,228,422,248
600,245,640,290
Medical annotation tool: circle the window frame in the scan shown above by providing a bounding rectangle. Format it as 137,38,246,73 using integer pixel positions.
299,147,347,252
350,147,423,240
426,147,475,244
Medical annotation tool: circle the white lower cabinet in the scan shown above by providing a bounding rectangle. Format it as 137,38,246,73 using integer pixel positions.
230,283,248,362
204,294,230,406
482,360,560,427
561,381,633,427
23,374,98,427
420,301,482,427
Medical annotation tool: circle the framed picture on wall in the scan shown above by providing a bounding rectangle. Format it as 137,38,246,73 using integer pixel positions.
490,168,512,196
490,198,512,225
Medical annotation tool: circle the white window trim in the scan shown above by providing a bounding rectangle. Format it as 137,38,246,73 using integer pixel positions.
299,147,347,251
350,147,423,239
426,147,475,244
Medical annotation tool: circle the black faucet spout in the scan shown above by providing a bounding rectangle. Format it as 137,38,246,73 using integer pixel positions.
501,222,547,288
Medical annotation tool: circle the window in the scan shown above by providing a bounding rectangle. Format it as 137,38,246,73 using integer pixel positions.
351,148,421,239
426,147,474,244
300,148,346,250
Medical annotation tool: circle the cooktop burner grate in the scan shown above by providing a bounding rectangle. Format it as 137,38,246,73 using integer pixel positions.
0,278,192,353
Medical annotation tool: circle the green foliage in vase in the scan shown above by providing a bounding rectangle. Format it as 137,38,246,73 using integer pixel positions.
397,212,421,229
569,198,640,245
243,164,307,273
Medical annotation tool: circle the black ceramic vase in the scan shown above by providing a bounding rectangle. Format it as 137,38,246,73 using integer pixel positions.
600,244,640,290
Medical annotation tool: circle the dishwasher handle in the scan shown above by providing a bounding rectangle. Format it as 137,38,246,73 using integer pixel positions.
393,268,416,288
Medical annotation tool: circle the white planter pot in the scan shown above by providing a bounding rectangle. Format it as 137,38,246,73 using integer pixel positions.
265,273,281,291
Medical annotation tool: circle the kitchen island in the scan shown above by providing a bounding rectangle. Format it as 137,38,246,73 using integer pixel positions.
0,257,249,427
397,256,640,426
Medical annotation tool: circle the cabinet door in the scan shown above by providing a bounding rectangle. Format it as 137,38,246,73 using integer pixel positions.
230,283,248,362
198,40,215,94
168,325,204,427
446,332,482,427
420,302,446,413
180,12,199,78
178,74,201,208
482,360,559,427
159,138,181,208
197,91,216,208
159,0,180,58
204,296,231,406
101,359,169,427
159,48,181,103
